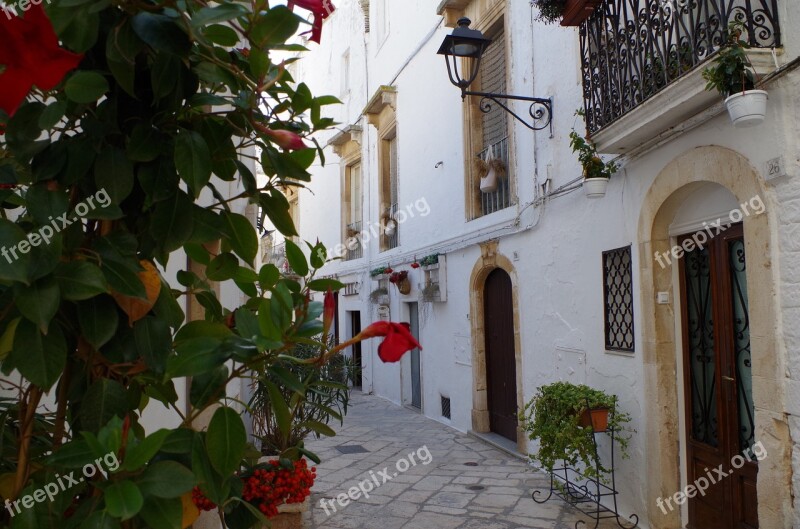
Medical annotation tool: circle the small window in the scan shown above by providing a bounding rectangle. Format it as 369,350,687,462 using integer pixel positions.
602,246,634,352
379,132,398,251
441,395,451,420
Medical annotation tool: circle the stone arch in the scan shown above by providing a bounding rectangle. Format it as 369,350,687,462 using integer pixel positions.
637,145,790,529
469,240,525,452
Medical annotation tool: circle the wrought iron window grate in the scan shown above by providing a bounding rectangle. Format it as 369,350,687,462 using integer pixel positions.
602,245,634,352
580,0,781,134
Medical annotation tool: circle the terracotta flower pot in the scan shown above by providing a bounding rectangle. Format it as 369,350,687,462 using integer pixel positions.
579,407,610,432
560,0,603,26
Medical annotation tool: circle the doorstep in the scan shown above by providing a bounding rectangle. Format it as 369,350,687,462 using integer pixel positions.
468,430,526,461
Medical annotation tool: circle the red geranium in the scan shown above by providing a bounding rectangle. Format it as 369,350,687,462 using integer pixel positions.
0,4,83,121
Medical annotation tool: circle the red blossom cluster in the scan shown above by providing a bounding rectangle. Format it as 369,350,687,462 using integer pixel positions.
241,459,317,518
191,487,217,512
389,271,408,284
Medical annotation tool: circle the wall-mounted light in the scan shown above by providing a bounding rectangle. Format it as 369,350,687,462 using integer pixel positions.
437,17,553,132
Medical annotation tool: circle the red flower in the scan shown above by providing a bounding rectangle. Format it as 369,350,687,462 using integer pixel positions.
411,262,420,269
322,288,335,337
356,321,422,363
262,127,308,151
288,0,335,44
0,4,83,120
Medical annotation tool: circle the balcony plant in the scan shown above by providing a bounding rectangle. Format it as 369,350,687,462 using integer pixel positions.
702,21,768,128
0,2,423,528
569,115,618,198
532,0,603,27
519,382,632,484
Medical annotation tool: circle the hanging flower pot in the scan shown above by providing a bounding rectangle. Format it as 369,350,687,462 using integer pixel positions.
724,90,768,128
583,176,609,198
389,271,411,295
479,164,498,193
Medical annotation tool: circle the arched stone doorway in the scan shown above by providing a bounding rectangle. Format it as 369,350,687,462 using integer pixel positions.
637,146,791,529
469,240,525,451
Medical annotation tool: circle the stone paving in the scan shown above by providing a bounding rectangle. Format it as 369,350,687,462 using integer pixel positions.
302,392,627,529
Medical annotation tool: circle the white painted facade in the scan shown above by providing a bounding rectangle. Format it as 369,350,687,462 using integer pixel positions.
289,1,800,528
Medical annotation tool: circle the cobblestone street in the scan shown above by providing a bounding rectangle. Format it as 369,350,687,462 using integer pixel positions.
303,393,627,529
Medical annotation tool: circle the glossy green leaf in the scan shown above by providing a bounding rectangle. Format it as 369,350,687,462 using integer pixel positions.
133,316,171,375
220,211,258,265
206,407,247,477
137,461,196,498
203,24,239,46
55,261,109,300
166,337,227,378
105,481,144,520
78,379,130,434
192,4,247,27
138,496,182,529
0,220,31,283
123,429,171,471
65,71,108,103
284,240,309,276
174,129,212,198
190,365,228,408
78,296,119,349
95,147,135,203
266,381,291,437
150,190,194,254
15,277,60,333
5,320,66,390
205,252,239,281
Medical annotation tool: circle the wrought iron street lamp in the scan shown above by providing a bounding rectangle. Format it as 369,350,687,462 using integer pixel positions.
437,17,553,132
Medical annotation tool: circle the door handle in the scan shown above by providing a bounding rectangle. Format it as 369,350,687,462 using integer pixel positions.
722,375,735,382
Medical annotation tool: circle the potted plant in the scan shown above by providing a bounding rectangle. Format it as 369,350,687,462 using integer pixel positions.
389,270,411,295
570,115,618,198
532,0,603,27
370,265,390,280
703,21,768,128
420,254,440,270
519,382,632,483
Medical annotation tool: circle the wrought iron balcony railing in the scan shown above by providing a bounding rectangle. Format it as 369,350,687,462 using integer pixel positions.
344,221,363,261
473,136,512,220
580,0,781,134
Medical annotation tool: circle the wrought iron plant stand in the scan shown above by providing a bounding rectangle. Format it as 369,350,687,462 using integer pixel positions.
531,401,639,529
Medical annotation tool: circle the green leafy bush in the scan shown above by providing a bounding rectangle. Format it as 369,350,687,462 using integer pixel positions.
703,21,757,96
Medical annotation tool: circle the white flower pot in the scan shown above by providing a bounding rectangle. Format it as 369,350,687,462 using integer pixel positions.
583,176,609,199
724,90,768,128
480,166,498,193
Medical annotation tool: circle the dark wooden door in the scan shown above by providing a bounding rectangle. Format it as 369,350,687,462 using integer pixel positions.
484,268,517,441
409,303,421,409
350,311,362,388
679,224,758,529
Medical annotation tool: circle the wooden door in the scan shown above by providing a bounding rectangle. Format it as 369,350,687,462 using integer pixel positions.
409,303,421,409
350,311,362,388
679,224,758,529
484,268,517,441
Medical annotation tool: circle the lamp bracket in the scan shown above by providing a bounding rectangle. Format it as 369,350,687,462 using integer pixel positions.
462,90,553,133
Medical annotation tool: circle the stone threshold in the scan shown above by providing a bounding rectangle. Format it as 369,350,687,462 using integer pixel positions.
468,430,527,461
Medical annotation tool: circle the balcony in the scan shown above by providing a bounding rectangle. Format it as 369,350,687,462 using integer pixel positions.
472,137,513,220
580,0,781,152
344,221,364,261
